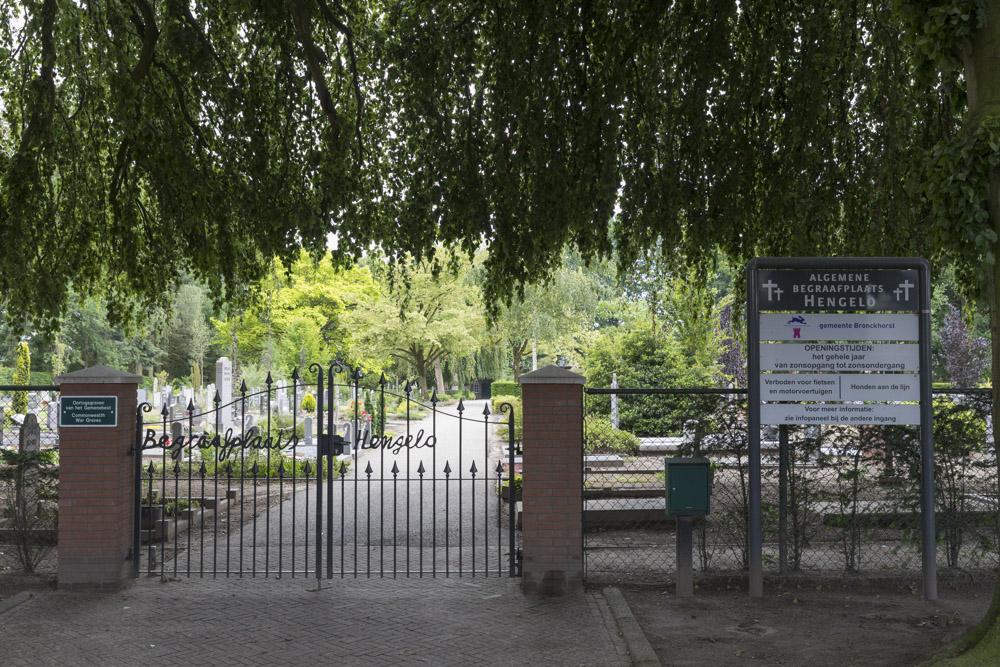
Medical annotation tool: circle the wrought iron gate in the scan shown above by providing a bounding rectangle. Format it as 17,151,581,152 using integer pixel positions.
133,362,519,579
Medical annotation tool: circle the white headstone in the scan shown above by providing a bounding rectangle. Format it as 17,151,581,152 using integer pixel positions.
137,388,148,406
47,398,59,432
215,357,233,434
19,413,41,453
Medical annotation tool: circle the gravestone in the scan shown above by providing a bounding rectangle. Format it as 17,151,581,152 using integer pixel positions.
19,413,41,453
170,421,183,444
137,388,148,406
244,413,256,430
246,425,261,442
304,417,314,448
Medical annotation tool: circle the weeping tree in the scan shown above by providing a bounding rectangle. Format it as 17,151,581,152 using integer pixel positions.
3,1,1000,658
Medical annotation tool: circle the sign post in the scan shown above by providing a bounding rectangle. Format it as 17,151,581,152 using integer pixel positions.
747,258,934,600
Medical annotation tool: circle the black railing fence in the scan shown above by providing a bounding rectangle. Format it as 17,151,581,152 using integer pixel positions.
583,386,999,584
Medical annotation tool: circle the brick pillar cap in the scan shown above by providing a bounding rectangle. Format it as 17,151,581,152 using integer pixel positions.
55,365,141,385
518,365,585,385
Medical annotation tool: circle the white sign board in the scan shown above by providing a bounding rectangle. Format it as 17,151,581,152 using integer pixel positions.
759,343,919,372
759,313,918,341
761,403,921,426
759,373,920,402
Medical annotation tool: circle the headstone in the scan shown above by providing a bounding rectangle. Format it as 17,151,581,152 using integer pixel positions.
137,388,148,406
152,377,158,397
19,413,41,453
304,417,314,448
341,422,353,456
610,373,619,429
244,413,256,430
246,425,261,442
216,357,234,434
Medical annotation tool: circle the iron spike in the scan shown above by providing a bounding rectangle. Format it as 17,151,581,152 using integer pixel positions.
339,461,347,474
291,367,300,381
225,461,234,475
482,403,491,417
199,462,207,477
495,460,504,474
214,390,221,405
417,461,425,475
161,403,169,417
304,461,313,476
240,380,247,394
404,380,412,394
265,371,273,386
278,461,285,477
251,461,259,475
187,398,195,412
365,462,373,475
147,461,156,476
391,462,400,476
430,389,438,405
457,399,465,413
173,462,182,476
443,461,452,475
470,461,478,474
379,372,387,388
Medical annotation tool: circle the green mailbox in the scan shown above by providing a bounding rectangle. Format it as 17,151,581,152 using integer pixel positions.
664,457,712,516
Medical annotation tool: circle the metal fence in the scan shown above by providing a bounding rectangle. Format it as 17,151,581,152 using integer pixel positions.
583,387,999,584
0,385,61,577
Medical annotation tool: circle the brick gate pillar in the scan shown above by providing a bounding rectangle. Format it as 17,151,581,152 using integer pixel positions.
518,365,585,596
55,366,140,590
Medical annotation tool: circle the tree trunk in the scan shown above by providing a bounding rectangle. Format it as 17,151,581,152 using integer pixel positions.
434,357,446,396
944,5,1000,658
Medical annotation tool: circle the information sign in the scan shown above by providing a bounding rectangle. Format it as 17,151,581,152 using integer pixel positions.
60,396,118,427
759,313,918,341
757,269,919,312
759,343,919,373
761,403,921,426
759,373,920,402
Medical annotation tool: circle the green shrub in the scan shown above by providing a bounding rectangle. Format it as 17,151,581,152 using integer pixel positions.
494,396,522,448
12,342,30,414
584,416,640,455
490,381,521,398
301,393,316,412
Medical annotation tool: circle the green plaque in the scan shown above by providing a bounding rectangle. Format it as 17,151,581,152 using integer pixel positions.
60,396,118,427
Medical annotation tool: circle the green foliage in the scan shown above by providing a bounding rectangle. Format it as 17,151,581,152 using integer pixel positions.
12,341,30,414
301,393,316,413
490,382,521,398
584,323,720,436
493,395,522,448
583,416,640,456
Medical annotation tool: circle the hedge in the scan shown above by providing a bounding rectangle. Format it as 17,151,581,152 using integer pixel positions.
490,381,521,398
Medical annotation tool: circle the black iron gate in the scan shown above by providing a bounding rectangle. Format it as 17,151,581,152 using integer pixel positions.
133,362,519,579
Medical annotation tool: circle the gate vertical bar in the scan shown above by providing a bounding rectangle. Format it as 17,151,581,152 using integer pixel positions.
352,368,361,578
405,382,411,577
379,374,386,577
311,363,323,583
239,381,247,577
291,369,299,577
507,402,516,577
187,400,194,576
265,372,273,576
327,366,335,579
213,391,220,578
432,391,437,577
483,404,489,575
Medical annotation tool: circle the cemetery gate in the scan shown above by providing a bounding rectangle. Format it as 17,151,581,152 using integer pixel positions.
132,362,520,580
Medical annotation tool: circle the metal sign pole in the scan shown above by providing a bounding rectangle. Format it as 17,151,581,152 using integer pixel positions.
747,261,764,597
918,263,937,600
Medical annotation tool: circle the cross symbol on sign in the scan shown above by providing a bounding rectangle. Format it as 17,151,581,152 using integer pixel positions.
762,280,783,301
893,279,914,302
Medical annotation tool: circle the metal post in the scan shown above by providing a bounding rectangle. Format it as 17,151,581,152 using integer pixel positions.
918,263,937,600
311,364,323,582
132,405,143,578
746,261,764,597
778,424,788,576
676,516,693,597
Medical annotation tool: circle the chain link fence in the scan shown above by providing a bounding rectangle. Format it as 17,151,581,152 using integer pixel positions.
1,386,60,576
583,387,999,584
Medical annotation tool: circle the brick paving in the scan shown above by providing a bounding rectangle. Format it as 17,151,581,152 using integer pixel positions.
0,577,629,666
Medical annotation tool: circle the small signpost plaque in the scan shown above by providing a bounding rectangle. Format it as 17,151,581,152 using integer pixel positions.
60,396,118,427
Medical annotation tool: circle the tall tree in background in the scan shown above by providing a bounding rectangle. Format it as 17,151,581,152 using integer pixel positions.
12,341,29,414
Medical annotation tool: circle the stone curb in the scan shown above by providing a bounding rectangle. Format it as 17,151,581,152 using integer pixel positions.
603,586,662,667
0,590,48,619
